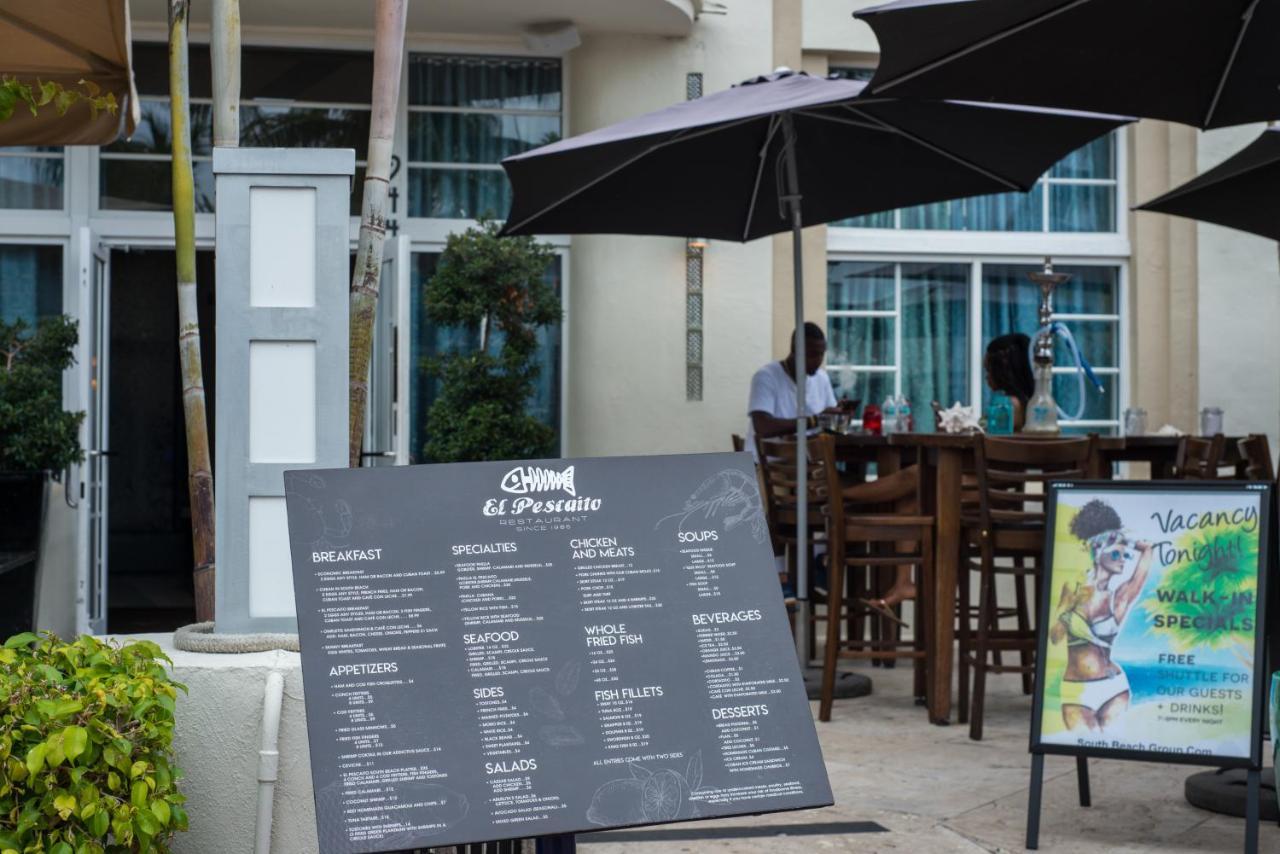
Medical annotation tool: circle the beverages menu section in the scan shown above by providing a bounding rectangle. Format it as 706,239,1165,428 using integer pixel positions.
285,454,833,854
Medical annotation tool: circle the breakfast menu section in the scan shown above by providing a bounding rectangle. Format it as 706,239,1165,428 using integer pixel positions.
285,454,832,854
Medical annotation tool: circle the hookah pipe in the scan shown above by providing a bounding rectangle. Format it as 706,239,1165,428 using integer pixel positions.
1024,258,1106,431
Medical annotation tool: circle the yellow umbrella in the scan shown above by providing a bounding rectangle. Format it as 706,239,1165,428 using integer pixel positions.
0,0,139,144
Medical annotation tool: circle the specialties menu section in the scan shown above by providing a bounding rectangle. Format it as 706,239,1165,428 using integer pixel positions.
285,455,832,854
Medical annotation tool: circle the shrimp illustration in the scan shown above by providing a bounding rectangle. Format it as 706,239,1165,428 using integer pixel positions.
656,469,767,543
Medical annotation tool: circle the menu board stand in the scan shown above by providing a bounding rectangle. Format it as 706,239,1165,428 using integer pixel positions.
285,453,832,854
1023,481,1272,854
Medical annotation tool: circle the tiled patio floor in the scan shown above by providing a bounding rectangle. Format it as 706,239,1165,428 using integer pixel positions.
580,662,1277,853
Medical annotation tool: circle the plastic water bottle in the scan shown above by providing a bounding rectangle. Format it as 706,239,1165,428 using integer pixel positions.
987,394,1013,435
881,396,897,435
897,396,913,433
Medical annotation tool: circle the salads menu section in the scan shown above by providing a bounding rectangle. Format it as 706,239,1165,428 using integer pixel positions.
285,454,832,853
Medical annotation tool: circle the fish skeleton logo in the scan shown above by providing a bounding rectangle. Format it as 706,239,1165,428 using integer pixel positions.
501,465,577,497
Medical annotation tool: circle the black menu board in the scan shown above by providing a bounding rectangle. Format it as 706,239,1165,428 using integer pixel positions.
284,453,833,853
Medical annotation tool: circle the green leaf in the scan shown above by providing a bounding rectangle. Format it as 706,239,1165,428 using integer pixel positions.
135,806,161,836
53,791,77,820
131,779,149,808
87,808,109,837
63,725,88,762
130,759,148,779
25,742,46,776
37,80,58,106
49,844,73,854
150,798,170,827
4,632,37,649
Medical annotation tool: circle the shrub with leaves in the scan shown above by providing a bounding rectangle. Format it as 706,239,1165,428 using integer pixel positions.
0,77,118,124
0,316,85,473
0,633,187,854
423,218,562,462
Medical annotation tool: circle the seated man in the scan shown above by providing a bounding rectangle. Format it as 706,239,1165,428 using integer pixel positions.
747,322,845,597
746,322,843,455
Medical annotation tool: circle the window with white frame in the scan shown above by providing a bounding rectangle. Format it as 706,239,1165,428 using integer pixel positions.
0,244,62,323
0,147,64,210
406,54,562,220
839,132,1119,234
826,259,1122,434
99,44,374,214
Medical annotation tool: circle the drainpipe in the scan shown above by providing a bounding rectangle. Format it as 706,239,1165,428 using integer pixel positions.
255,671,285,854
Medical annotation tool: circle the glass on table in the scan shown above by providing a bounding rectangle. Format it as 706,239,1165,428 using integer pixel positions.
1199,407,1224,437
1123,408,1147,437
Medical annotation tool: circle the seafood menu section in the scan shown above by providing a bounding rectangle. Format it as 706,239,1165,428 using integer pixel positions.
285,454,832,854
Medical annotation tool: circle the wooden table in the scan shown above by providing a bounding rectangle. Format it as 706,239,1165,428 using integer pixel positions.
831,431,1250,725
834,432,975,724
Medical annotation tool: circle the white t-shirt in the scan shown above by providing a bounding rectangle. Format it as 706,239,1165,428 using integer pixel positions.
745,360,837,458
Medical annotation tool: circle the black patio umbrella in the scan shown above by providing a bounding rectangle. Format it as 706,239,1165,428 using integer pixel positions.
1137,126,1280,241
501,70,1129,656
855,0,1280,130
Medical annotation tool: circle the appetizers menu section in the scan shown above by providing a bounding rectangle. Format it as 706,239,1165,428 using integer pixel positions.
285,454,832,854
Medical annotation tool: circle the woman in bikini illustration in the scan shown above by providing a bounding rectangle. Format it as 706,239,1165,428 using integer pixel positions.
1049,499,1153,732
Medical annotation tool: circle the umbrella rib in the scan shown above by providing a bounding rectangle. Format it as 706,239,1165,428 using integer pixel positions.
0,8,119,76
502,114,765,235
869,0,1094,94
796,109,895,133
1203,0,1260,128
842,105,1023,191
741,114,783,241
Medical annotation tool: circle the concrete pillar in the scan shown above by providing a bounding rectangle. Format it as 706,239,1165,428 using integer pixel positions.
771,0,829,356
1129,121,1199,433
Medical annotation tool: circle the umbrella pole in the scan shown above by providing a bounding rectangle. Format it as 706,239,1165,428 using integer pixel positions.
781,114,809,665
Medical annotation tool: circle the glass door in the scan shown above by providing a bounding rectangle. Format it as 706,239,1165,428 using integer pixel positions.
76,228,110,635
363,237,409,466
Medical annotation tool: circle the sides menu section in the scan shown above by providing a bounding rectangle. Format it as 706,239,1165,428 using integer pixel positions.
285,453,833,854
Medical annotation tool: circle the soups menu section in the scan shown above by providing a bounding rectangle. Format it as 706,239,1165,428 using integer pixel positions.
285,454,832,854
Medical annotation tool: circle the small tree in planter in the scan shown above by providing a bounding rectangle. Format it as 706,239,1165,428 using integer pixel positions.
423,219,562,462
0,632,188,854
0,316,85,475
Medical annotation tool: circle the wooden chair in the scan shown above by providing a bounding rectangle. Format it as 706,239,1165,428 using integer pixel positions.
757,436,829,659
1174,434,1226,479
731,434,746,453
815,435,934,721
960,435,1094,740
1236,434,1274,481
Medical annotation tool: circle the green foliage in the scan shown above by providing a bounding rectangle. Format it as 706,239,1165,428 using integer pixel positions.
0,316,85,472
0,633,188,854
0,78,118,124
423,219,562,462
1157,525,1260,654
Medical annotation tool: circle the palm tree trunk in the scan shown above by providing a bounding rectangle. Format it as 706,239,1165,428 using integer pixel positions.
169,0,216,622
348,0,408,467
211,0,240,147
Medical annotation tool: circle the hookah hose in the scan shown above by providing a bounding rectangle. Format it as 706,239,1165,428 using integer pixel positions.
1028,322,1106,421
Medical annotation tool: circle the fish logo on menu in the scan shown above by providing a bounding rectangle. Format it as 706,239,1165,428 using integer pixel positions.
501,465,577,497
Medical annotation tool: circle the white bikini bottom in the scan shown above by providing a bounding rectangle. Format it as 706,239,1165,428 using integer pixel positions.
1059,670,1131,713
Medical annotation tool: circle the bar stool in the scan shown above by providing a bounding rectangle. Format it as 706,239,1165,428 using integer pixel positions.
959,434,1094,741
756,436,828,660
1174,434,1226,479
1236,434,1274,481
814,435,934,721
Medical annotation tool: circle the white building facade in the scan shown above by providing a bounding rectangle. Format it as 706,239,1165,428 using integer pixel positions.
2,0,1273,636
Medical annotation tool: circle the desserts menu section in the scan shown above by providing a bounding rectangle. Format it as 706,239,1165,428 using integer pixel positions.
285,454,832,854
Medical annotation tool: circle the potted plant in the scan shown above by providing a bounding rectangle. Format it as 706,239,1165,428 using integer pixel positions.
0,632,188,853
422,219,563,463
0,316,85,636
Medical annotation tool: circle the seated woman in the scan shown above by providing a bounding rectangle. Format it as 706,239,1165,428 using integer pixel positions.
984,333,1035,431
